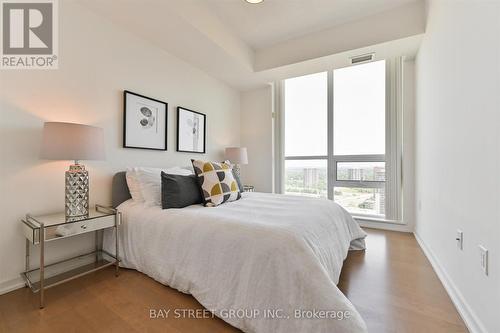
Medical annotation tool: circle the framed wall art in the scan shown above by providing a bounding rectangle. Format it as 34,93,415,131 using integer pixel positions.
123,90,168,150
176,107,206,153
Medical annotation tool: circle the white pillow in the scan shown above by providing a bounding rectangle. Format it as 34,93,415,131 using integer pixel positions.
126,168,144,202
135,167,194,206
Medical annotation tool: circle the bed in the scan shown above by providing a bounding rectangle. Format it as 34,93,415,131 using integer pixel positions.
104,172,368,333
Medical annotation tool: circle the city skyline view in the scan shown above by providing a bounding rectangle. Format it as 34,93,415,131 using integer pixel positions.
285,162,386,216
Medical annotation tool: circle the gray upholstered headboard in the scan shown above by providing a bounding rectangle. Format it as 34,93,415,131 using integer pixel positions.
112,172,131,208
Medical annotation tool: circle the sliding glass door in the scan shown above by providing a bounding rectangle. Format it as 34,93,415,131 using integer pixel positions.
283,59,397,219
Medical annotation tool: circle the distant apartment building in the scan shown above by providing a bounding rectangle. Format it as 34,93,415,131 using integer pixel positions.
303,168,319,189
374,166,385,181
348,168,364,181
373,166,385,214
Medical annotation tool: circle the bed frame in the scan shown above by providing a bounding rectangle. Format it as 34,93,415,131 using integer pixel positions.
112,172,131,208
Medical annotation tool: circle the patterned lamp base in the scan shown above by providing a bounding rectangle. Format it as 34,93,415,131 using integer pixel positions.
233,164,241,180
65,163,89,221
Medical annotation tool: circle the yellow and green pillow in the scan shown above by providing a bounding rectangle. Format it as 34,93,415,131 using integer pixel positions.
191,160,241,207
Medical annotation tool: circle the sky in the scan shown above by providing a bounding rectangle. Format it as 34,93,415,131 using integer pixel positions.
284,60,386,166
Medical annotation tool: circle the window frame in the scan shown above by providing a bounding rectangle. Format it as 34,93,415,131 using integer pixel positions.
332,155,386,189
332,158,387,220
276,57,403,223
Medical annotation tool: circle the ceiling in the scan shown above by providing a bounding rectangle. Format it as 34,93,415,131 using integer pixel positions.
77,0,425,90
204,0,419,49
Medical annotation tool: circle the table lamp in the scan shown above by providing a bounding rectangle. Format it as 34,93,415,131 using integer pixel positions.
225,147,248,180
40,122,105,220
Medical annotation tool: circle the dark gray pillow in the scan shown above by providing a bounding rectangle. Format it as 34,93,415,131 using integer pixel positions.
161,172,203,209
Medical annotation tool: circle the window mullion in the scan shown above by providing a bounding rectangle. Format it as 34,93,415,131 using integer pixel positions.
273,80,285,194
284,155,328,160
327,70,334,200
333,180,385,189
333,154,385,162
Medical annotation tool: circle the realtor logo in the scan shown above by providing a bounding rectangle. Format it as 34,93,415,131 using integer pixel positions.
1,0,58,69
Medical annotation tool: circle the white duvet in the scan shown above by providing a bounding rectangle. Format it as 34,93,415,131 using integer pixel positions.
104,192,367,333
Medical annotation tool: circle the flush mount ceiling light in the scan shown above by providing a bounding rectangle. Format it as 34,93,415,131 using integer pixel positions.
245,0,264,4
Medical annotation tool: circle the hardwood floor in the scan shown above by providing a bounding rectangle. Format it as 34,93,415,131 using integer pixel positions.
0,228,467,333
339,229,467,333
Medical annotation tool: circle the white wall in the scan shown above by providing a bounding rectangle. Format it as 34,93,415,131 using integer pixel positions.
415,1,500,332
240,86,274,192
0,1,240,292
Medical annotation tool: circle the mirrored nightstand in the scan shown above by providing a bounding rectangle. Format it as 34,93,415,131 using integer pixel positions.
243,185,255,192
20,204,121,308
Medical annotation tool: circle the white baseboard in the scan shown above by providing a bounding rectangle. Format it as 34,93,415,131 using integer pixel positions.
414,232,487,333
357,219,413,232
0,276,25,296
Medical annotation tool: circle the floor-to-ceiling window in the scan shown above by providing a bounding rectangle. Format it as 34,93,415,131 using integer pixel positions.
282,59,400,220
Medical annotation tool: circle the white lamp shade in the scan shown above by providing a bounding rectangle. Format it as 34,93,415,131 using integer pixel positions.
40,122,105,161
225,147,248,165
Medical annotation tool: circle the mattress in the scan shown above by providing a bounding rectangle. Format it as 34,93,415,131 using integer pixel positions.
104,192,367,333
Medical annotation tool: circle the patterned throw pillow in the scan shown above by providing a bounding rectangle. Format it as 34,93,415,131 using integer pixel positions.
191,160,241,207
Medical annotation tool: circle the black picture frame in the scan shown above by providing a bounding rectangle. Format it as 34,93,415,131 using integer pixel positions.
123,90,168,151
176,107,206,154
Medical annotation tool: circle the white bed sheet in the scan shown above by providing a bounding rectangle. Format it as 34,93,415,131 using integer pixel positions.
104,192,367,333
